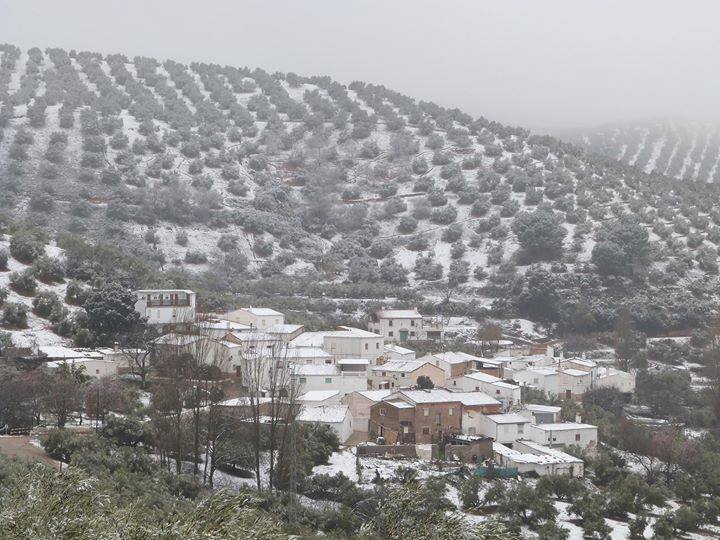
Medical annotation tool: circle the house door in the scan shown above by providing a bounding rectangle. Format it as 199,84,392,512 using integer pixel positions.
565,389,572,400
399,330,409,342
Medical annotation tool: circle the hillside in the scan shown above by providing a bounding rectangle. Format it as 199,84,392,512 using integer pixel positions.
560,120,720,183
1,44,719,336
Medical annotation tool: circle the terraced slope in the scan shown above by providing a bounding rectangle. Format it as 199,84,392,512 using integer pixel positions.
561,120,720,183
0,44,719,335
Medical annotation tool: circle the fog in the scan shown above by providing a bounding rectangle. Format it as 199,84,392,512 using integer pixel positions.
1,0,718,132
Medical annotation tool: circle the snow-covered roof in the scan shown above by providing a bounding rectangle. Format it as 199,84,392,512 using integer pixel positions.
483,413,530,425
337,358,369,365
492,354,548,364
371,360,427,373
199,320,252,332
394,389,499,407
218,397,273,407
465,371,502,383
386,400,414,409
241,307,283,317
384,344,415,355
524,404,562,414
39,346,102,359
293,364,339,376
493,441,582,465
332,326,382,338
355,389,392,402
375,309,422,319
566,358,597,368
428,352,474,365
46,357,112,367
135,289,194,294
298,390,340,402
267,324,303,334
530,422,597,431
525,367,558,376
289,331,335,348
562,369,590,377
297,405,349,423
285,347,333,359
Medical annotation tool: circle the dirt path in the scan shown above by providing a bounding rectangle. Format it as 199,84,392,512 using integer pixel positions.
0,435,61,469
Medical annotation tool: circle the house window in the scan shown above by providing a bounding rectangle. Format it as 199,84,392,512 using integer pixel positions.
365,343,369,351
379,408,387,416
376,343,379,349
299,377,306,383
517,424,524,434
423,408,429,417
325,359,332,364
422,427,430,435
403,425,409,434
410,331,415,337
533,378,539,384
325,378,333,384
452,380,456,386
575,434,581,442
382,371,386,377
475,386,480,391
96,369,100,374
448,408,453,416
435,413,441,425
400,373,405,377
410,320,415,327
388,331,394,337
261,319,265,326
496,389,500,394
388,320,393,327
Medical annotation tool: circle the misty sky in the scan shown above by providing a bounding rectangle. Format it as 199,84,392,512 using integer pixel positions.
1,0,718,132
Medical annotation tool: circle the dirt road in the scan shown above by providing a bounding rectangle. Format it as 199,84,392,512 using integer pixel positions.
0,435,61,469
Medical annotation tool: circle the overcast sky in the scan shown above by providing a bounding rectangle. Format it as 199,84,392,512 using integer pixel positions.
1,0,718,132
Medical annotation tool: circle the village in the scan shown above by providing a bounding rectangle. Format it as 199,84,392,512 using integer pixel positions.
1,287,638,481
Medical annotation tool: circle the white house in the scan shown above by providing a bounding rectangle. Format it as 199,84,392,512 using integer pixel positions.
133,289,196,327
45,357,118,379
559,369,593,399
267,324,304,342
519,404,562,425
419,352,482,378
451,371,521,410
527,422,598,453
297,405,353,443
323,327,384,362
219,307,284,330
512,367,559,396
493,354,552,379
368,308,424,342
383,344,416,361
473,413,531,444
291,364,367,396
493,440,584,477
198,318,253,338
596,366,636,393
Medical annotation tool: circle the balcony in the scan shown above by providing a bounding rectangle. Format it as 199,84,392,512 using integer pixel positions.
146,299,191,308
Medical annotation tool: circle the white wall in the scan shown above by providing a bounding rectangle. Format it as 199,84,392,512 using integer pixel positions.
476,416,529,444
294,373,367,396
527,424,598,450
324,335,383,361
369,318,424,342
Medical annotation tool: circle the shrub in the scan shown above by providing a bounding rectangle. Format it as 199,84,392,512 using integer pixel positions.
9,269,37,295
184,250,208,264
175,230,189,246
3,302,28,328
0,249,7,270
33,291,63,319
32,256,65,283
217,234,238,252
0,287,7,306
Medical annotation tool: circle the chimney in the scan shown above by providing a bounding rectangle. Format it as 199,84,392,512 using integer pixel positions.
575,413,582,423
113,341,119,352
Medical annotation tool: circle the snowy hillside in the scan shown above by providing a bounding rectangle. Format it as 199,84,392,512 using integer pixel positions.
560,120,720,183
1,44,719,334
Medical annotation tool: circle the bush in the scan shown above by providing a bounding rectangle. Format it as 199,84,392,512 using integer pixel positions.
0,249,7,270
33,291,63,319
9,269,37,295
3,302,28,328
32,256,65,283
10,232,46,264
175,230,188,246
184,250,208,264
0,287,7,306
217,234,238,252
